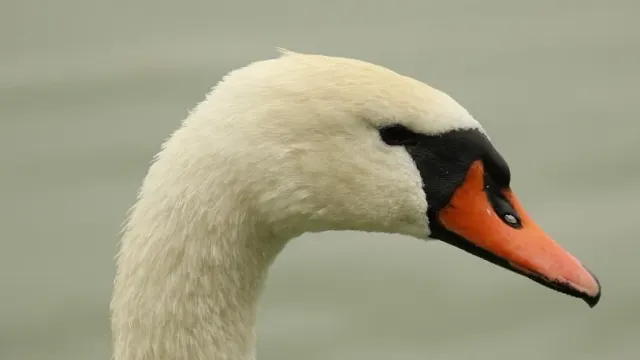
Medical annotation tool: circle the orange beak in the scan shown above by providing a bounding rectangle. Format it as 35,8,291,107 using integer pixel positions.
437,160,601,307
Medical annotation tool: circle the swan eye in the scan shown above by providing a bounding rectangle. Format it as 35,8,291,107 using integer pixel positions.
378,125,420,146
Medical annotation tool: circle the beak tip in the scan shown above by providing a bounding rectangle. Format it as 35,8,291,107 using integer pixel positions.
584,292,600,308
583,268,601,308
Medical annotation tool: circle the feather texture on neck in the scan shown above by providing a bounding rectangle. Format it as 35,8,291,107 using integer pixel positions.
111,126,289,360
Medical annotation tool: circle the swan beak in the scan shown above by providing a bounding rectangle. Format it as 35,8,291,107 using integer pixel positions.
437,161,601,307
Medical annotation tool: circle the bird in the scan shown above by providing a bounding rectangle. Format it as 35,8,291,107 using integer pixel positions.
110,49,601,360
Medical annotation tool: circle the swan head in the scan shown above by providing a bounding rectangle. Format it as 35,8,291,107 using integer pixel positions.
164,50,600,307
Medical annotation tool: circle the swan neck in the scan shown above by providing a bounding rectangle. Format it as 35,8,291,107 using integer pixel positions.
111,186,283,360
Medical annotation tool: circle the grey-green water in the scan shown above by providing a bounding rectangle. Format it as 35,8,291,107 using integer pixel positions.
1,1,639,359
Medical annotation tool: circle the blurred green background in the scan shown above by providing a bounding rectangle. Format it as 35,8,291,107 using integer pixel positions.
1,1,638,359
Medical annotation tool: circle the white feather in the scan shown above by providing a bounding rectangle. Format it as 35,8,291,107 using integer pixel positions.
111,51,485,360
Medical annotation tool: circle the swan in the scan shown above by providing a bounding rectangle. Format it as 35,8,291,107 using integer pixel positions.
110,50,601,360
